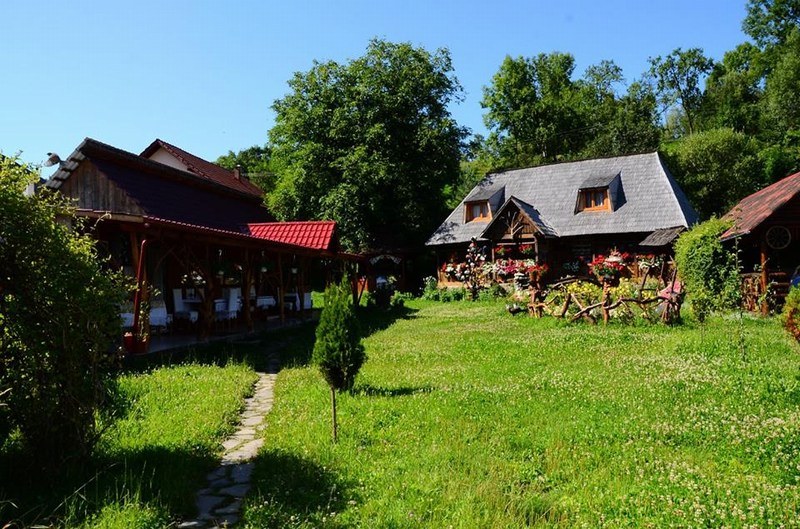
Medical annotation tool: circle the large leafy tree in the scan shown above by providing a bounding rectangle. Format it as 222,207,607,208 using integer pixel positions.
701,43,764,134
482,53,586,166
649,48,714,135
663,127,765,219
743,0,800,48
216,145,274,191
267,39,466,252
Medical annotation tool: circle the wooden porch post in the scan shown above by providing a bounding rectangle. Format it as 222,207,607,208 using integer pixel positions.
278,253,285,324
760,240,769,316
242,249,253,331
298,257,307,320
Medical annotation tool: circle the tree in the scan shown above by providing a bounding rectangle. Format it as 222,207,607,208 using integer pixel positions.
649,48,714,135
482,53,587,166
743,0,800,48
267,39,466,252
764,28,800,134
663,128,765,219
216,145,274,191
312,279,365,441
701,43,764,134
0,157,127,469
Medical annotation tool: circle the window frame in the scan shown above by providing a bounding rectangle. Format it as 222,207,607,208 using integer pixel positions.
465,201,491,222
579,187,610,212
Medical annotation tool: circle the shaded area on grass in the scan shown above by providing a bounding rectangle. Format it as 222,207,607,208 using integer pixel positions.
244,450,354,528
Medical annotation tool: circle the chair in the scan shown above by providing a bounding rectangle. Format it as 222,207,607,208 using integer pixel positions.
256,295,276,309
173,289,198,324
226,288,242,320
302,293,312,310
150,306,169,333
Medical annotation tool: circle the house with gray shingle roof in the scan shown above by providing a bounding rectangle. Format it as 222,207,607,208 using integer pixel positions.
427,152,698,273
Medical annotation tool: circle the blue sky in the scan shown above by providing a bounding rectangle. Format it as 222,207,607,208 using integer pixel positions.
3,1,748,174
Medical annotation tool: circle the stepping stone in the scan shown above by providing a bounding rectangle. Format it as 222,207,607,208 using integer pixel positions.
206,467,228,481
210,477,233,489
177,521,206,528
219,483,250,497
230,463,254,483
214,499,242,515
222,438,242,451
241,416,262,426
196,495,227,517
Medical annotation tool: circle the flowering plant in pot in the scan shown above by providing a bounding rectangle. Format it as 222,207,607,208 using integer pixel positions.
518,244,535,256
524,260,549,281
494,245,508,257
589,254,627,284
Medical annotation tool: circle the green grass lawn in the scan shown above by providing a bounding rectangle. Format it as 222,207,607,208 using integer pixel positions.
243,300,800,528
0,345,262,528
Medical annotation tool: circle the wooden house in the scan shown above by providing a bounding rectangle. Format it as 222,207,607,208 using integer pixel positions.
722,170,800,312
45,138,342,351
427,152,698,281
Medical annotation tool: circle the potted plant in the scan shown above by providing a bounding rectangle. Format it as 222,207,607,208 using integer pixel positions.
589,253,627,286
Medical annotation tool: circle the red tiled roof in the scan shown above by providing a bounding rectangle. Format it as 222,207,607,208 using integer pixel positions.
247,221,337,251
722,171,800,239
141,139,263,198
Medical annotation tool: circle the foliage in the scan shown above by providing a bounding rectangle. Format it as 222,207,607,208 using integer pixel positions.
648,47,714,135
743,0,800,48
313,280,366,392
0,157,128,468
782,285,800,341
267,39,467,252
215,144,274,191
674,217,741,321
764,27,800,134
700,43,764,134
243,300,800,527
663,127,766,219
481,54,660,169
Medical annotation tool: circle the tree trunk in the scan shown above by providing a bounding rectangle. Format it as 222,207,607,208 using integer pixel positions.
331,386,338,443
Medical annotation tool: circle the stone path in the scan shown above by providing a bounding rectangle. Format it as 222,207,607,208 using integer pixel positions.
178,355,279,528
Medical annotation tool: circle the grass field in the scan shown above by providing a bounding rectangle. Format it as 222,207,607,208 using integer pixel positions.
243,300,800,528
0,344,262,528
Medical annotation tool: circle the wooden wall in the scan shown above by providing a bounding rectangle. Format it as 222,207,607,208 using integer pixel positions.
58,161,144,215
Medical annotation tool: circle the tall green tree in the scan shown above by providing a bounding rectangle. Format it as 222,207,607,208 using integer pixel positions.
267,39,466,252
743,0,800,48
649,48,714,135
663,127,765,219
216,145,274,191
701,43,764,134
764,28,800,134
482,53,586,166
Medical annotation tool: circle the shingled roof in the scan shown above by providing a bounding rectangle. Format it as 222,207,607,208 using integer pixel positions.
427,152,697,246
721,171,800,240
141,139,263,197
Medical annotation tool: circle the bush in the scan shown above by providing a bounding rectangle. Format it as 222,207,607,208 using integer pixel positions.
674,217,741,321
313,279,366,392
782,286,800,342
0,157,128,468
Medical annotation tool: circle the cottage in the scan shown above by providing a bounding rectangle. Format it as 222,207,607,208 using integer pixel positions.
45,138,343,351
722,170,800,312
427,152,698,281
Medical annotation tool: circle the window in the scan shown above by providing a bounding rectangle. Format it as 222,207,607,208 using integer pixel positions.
579,188,609,212
465,201,490,222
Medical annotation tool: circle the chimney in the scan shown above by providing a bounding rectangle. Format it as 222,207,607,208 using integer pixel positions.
233,165,243,181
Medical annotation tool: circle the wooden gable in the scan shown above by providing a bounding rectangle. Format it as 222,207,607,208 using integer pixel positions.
482,201,539,242
57,159,144,216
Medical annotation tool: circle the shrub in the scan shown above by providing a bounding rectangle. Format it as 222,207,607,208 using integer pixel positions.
313,279,366,392
674,217,741,321
313,279,366,441
783,286,800,342
0,157,128,468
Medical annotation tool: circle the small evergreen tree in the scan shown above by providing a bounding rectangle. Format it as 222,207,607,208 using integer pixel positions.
312,279,366,441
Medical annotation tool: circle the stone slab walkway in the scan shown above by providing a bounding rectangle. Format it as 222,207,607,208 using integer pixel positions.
178,355,279,528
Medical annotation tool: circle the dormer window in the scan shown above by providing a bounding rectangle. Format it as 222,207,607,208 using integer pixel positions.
465,201,490,222
579,188,610,212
